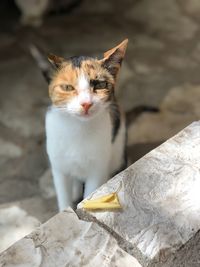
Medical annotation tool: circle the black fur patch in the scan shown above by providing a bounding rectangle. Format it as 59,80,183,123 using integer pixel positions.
109,102,121,143
102,48,123,78
111,124,127,177
108,49,123,66
106,84,114,102
69,56,93,68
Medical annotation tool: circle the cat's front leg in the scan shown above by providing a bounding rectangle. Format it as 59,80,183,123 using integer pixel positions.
84,169,109,199
52,169,73,211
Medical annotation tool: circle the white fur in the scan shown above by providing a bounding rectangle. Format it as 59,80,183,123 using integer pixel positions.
65,73,104,118
77,73,92,105
46,107,126,211
77,72,89,91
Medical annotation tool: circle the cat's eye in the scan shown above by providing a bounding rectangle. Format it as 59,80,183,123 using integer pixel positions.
61,84,75,91
90,80,107,90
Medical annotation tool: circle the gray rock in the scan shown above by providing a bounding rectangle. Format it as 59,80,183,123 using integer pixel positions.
0,145,48,204
39,169,55,199
191,42,200,63
178,0,200,18
132,35,165,51
128,112,192,145
75,0,114,14
15,0,49,26
0,208,141,267
15,196,57,223
161,84,200,116
78,122,200,266
0,138,22,165
119,71,172,111
0,206,40,253
128,84,200,144
0,196,57,255
165,55,198,70
0,58,47,138
126,0,198,41
118,62,133,91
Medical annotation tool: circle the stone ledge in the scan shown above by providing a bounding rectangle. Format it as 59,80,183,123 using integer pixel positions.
0,208,141,267
1,122,200,266
78,121,200,266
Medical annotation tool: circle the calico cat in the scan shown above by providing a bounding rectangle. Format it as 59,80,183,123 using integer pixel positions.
31,39,128,211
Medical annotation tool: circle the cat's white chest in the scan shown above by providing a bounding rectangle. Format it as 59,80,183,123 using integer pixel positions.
45,109,112,180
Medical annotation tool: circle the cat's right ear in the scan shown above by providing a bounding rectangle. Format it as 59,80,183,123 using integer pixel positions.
48,54,64,69
101,39,128,79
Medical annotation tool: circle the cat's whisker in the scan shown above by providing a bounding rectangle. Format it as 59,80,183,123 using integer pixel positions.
54,107,68,111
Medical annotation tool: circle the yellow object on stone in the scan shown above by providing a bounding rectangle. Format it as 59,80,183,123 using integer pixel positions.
83,192,122,210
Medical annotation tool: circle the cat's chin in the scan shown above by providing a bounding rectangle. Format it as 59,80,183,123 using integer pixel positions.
74,106,108,121
75,113,96,121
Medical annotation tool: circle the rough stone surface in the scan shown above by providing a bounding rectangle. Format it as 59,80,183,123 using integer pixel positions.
0,208,141,267
0,144,47,204
39,169,55,199
0,197,57,253
78,122,200,266
0,138,22,158
0,206,40,253
178,0,200,19
0,59,47,138
128,85,200,145
15,197,57,223
126,0,198,41
0,137,23,166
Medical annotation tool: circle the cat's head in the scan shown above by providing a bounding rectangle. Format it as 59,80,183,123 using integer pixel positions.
48,39,128,120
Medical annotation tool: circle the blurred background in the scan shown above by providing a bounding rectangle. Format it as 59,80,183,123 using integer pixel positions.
0,0,200,252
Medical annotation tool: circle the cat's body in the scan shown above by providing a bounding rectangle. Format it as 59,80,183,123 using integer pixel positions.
31,40,128,210
46,104,126,210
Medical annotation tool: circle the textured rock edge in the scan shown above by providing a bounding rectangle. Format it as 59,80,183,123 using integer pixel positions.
76,208,146,266
76,209,200,267
77,121,200,267
1,122,200,267
0,207,141,267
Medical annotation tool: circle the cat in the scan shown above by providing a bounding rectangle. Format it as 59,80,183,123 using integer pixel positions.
31,40,128,211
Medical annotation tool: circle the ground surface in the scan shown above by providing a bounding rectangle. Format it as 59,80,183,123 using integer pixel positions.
0,0,199,231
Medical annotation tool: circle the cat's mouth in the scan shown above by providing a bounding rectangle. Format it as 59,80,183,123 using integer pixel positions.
77,108,97,120
80,111,92,118
80,106,95,117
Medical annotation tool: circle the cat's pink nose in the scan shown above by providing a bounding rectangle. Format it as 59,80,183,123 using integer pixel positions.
81,102,93,113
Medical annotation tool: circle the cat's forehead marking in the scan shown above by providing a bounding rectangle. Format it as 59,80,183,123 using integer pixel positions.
77,71,89,91
70,56,93,68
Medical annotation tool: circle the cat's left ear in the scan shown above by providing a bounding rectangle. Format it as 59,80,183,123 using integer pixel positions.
101,39,128,79
48,53,64,69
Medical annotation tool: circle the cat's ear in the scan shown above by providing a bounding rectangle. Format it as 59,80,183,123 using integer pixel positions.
48,53,64,68
101,39,128,78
